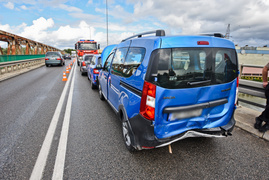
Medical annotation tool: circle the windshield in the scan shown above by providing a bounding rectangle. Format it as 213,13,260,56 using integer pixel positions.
147,48,238,89
84,55,93,61
46,52,60,57
78,43,97,50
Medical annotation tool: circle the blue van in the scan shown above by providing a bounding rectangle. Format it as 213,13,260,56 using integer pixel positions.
98,30,238,151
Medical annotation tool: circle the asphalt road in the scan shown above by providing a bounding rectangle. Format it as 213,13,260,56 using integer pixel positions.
0,60,268,180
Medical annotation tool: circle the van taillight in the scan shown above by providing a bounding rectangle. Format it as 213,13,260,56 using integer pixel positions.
82,61,86,66
140,81,156,120
197,41,209,45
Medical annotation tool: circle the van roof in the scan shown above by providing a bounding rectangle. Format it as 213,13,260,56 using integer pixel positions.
124,35,235,49
120,30,235,50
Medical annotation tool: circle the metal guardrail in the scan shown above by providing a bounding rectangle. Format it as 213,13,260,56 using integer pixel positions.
0,58,45,75
238,64,266,108
0,55,45,63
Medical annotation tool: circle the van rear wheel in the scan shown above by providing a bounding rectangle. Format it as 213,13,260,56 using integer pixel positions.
122,120,136,152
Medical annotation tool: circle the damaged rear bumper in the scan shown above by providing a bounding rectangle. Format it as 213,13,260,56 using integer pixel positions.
129,113,236,150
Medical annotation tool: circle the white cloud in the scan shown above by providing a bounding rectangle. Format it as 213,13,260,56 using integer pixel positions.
4,2,14,9
2,0,269,49
20,5,28,10
58,4,83,13
19,17,54,43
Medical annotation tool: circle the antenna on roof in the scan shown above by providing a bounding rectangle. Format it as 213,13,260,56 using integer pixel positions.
225,24,230,39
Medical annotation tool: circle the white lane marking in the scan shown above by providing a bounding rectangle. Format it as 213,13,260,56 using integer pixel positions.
30,64,75,180
52,64,76,180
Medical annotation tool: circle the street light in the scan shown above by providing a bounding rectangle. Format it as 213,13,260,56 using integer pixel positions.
106,0,108,46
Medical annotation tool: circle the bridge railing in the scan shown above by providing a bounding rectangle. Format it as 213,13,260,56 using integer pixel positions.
0,55,45,63
238,64,266,108
0,57,45,75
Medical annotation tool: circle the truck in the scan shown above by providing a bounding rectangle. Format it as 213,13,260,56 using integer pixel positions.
71,50,76,58
75,39,100,66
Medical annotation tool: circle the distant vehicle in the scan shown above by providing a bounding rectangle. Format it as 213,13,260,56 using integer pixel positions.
63,54,71,60
71,51,76,57
45,51,65,67
99,30,238,152
86,54,102,89
80,54,94,75
75,39,100,66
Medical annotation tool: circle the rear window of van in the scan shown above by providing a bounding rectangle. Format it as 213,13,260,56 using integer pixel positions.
147,48,238,89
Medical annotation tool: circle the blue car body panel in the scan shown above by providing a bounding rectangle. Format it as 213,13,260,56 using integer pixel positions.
87,54,101,86
154,80,237,139
99,33,238,149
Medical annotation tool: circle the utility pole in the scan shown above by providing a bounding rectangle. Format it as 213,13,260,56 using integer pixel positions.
106,0,108,46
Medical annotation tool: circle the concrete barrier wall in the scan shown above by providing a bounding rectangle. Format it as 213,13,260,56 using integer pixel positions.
0,58,45,81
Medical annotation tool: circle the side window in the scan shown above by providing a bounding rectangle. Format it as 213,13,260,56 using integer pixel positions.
104,52,114,72
98,57,101,65
123,48,146,77
111,48,128,76
91,57,96,65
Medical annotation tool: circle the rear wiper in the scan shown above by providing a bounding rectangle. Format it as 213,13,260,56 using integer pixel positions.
187,80,211,86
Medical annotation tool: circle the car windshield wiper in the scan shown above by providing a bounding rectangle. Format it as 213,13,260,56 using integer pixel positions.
187,80,211,86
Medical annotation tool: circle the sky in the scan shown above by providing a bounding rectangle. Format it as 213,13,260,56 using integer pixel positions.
0,0,269,50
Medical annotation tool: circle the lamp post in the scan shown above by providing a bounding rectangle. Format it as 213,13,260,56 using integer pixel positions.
106,0,108,46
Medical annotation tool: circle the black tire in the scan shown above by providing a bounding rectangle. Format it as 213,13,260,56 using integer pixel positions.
121,117,136,152
98,84,105,100
90,79,96,89
46,64,49,67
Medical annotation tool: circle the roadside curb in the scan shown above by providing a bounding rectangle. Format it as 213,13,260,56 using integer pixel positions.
0,64,45,82
235,106,269,141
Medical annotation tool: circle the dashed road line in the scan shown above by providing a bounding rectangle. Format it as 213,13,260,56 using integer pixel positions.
30,62,76,180
52,64,76,180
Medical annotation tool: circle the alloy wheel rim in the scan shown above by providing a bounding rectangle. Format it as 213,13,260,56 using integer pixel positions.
122,122,131,146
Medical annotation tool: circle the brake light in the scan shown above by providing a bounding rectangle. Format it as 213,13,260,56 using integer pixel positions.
82,61,86,66
57,58,61,60
140,81,156,120
93,69,99,74
197,41,209,45
45,58,49,60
